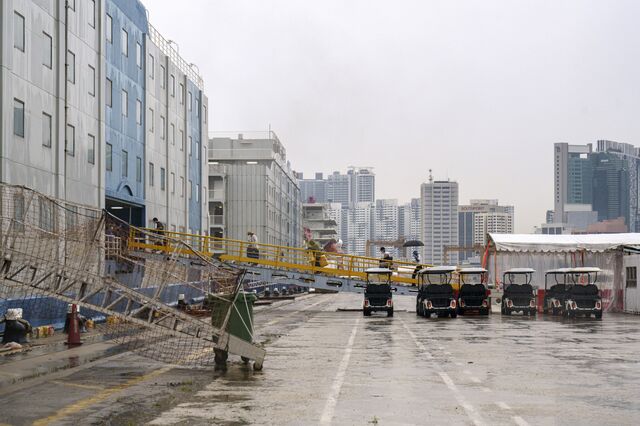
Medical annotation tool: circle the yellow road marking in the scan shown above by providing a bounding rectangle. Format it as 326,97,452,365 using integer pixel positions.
33,366,172,426
51,380,105,391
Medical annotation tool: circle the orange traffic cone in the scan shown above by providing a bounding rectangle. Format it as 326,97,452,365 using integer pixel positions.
65,304,82,347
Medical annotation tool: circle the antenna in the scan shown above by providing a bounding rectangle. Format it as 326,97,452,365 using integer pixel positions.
428,169,433,183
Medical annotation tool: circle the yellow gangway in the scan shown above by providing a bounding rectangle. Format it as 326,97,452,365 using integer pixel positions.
128,228,425,286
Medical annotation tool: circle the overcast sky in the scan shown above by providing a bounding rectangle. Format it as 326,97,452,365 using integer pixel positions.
149,0,640,232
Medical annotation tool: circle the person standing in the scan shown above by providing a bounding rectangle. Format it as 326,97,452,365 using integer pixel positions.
304,227,322,267
152,217,165,247
247,231,259,259
379,247,393,269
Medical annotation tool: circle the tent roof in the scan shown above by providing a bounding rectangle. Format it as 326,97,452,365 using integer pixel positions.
488,233,640,253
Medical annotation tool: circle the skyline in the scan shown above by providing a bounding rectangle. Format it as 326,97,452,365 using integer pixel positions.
149,0,640,233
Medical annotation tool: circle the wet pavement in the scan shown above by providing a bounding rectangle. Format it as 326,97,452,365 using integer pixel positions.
1,292,640,425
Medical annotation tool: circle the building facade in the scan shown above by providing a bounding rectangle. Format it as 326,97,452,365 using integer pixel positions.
208,133,302,247
298,172,327,204
421,179,459,265
302,203,338,247
0,0,207,232
552,141,640,232
458,199,514,261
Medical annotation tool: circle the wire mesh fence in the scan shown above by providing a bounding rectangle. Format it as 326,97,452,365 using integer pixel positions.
0,184,259,367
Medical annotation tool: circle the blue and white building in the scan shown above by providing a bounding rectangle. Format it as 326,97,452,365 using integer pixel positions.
0,0,207,233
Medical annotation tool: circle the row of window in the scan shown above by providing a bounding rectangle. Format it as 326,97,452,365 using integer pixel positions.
13,98,95,163
13,8,207,124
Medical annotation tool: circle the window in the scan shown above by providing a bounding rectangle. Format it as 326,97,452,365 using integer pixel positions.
67,50,75,83
179,130,184,151
627,267,637,288
160,65,166,88
136,99,142,124
203,105,207,124
136,157,142,182
149,54,154,79
89,0,96,28
13,194,25,232
106,143,112,171
136,42,142,68
188,92,192,111
160,116,165,139
121,150,128,177
66,124,75,156
188,136,192,156
171,124,175,145
121,29,128,56
13,99,25,137
149,163,154,186
43,32,52,68
106,78,112,107
88,134,95,164
106,14,112,42
14,12,25,52
122,89,128,116
88,65,96,96
196,142,200,160
39,197,55,232
180,177,184,197
196,184,199,202
179,83,184,104
42,112,52,147
171,172,175,193
160,167,166,190
170,75,175,97
149,108,154,133
189,180,192,200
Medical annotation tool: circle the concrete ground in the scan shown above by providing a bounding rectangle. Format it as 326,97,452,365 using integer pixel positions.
1,292,639,425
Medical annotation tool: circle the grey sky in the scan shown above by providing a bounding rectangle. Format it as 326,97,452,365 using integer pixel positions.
149,0,640,232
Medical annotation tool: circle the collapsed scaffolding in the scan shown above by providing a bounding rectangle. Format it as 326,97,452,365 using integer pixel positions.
0,184,265,369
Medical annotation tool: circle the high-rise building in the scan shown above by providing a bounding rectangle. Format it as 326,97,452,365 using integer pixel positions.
458,200,514,261
473,212,513,245
326,172,351,204
208,132,302,247
0,0,208,232
372,199,399,257
552,140,640,232
345,202,375,256
421,178,459,265
299,172,327,203
398,198,421,241
554,143,593,222
350,167,375,203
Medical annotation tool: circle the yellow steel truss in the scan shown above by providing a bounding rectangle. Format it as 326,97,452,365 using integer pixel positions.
128,228,426,286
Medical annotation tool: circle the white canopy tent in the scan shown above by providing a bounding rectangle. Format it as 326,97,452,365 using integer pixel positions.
484,233,640,312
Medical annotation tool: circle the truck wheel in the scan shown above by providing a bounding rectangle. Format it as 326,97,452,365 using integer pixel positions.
253,360,263,371
450,311,457,318
241,356,250,364
595,312,602,320
387,309,394,318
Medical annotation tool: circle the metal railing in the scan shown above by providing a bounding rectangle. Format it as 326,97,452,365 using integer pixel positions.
127,228,427,285
148,25,204,90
